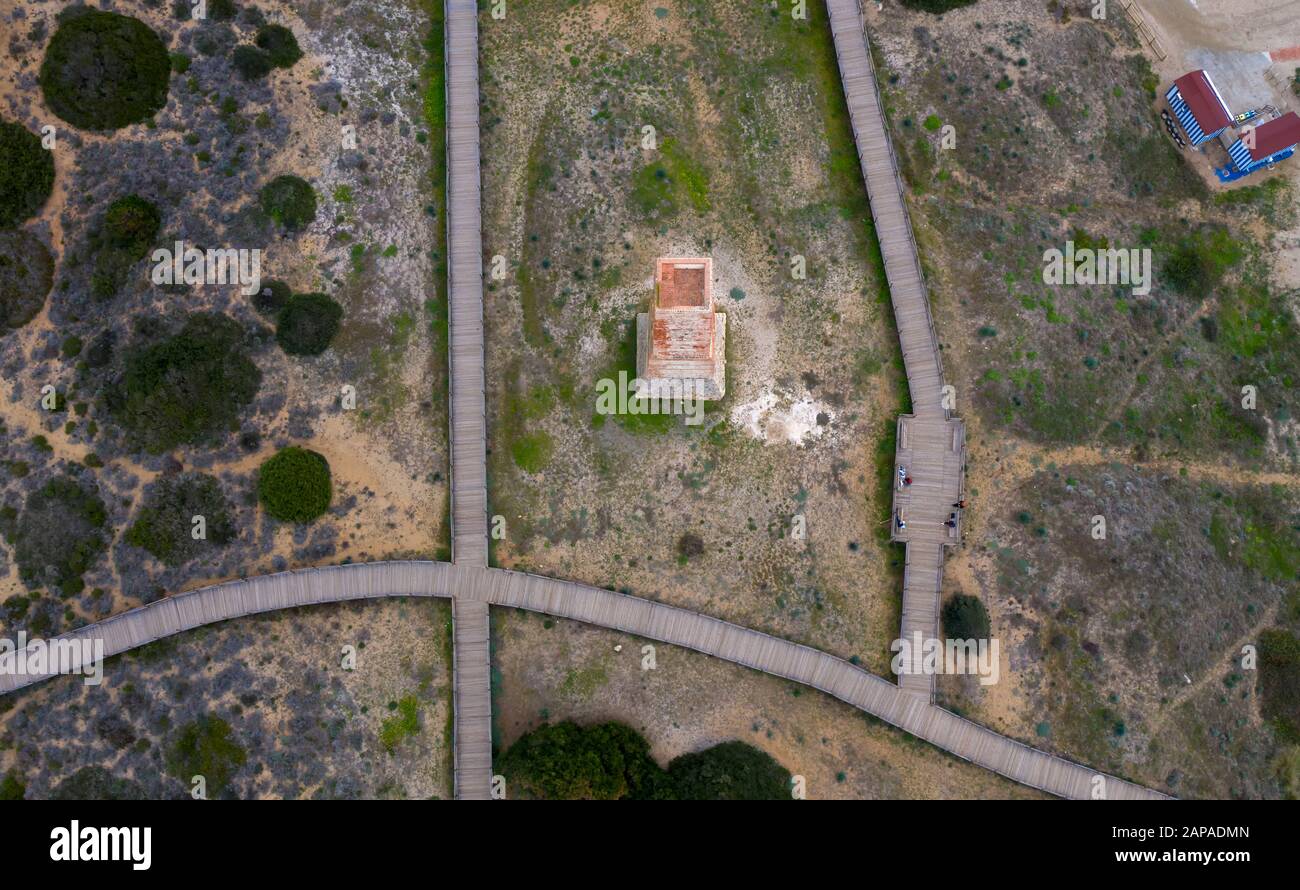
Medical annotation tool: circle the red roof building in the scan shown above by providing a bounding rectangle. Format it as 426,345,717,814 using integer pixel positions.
1167,70,1234,144
1244,111,1300,162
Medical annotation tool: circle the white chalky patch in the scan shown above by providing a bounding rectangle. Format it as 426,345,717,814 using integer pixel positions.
730,387,833,445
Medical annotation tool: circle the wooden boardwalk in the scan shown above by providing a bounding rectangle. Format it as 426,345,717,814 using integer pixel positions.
827,0,966,701
0,1,1174,802
445,0,488,569
0,562,1168,800
452,598,493,799
444,0,493,798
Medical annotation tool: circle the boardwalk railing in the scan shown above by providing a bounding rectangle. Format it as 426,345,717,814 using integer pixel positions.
0,561,1169,799
844,0,949,420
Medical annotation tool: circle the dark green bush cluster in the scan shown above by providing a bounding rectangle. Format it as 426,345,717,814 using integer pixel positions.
275,291,343,355
0,230,54,330
39,9,171,131
252,279,291,317
126,472,235,566
941,593,991,640
497,721,792,800
166,716,247,797
259,174,316,230
51,766,146,801
255,25,303,68
208,0,239,21
257,446,332,522
0,475,108,597
232,45,273,80
899,0,979,12
233,24,303,80
91,194,161,298
105,313,261,454
0,120,54,228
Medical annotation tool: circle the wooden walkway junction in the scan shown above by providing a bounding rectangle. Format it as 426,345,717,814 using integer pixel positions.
0,1,1173,802
0,562,1167,800
828,0,965,702
444,0,493,799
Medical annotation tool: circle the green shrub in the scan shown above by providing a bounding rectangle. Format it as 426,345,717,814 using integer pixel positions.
900,0,979,11
126,473,235,566
275,292,342,355
208,0,239,21
51,766,146,800
170,52,191,74
104,194,161,255
661,740,792,800
941,593,991,640
0,230,54,329
87,195,160,300
497,721,791,800
496,721,662,800
231,45,274,80
0,120,54,228
255,24,303,69
166,716,246,797
252,279,291,317
0,771,24,801
105,313,261,453
257,446,332,522
39,9,171,131
0,476,108,597
259,174,316,230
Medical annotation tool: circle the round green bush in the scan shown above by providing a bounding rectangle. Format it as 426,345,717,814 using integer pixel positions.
231,44,274,80
259,174,316,231
0,230,54,330
39,9,171,131
941,593,991,641
255,24,303,69
104,194,161,254
252,279,291,317
207,0,239,21
275,292,342,355
0,121,54,228
257,447,332,523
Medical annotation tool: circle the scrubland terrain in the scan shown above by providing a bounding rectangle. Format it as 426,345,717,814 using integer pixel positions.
869,0,1300,797
0,0,451,798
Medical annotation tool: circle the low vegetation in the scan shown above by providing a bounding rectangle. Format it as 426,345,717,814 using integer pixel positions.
0,475,108,597
1260,629,1300,743
126,473,236,567
105,313,261,454
0,230,54,329
0,120,54,228
166,716,247,798
90,194,161,299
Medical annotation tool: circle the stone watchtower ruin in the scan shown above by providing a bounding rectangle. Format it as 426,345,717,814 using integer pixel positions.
635,257,726,401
